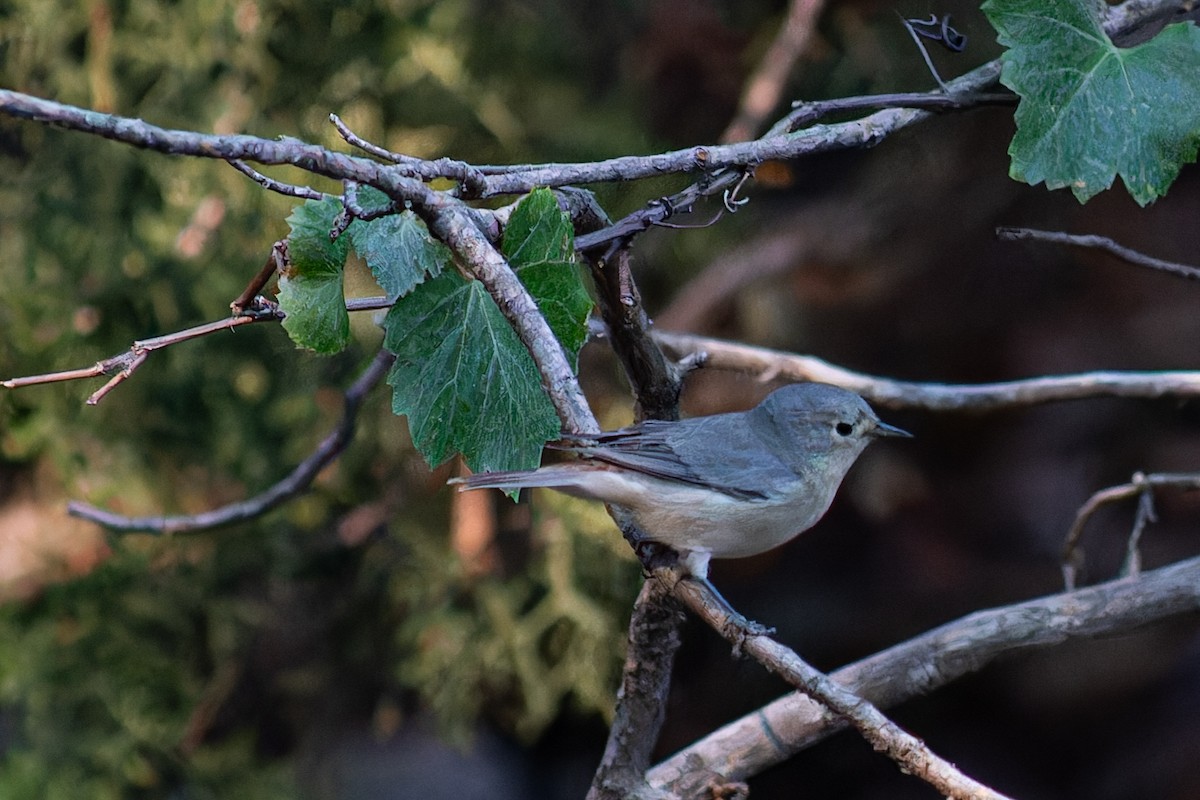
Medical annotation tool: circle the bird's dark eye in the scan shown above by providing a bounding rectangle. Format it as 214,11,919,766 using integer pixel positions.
835,422,853,436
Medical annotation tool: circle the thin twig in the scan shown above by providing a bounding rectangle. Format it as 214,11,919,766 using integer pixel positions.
2,299,284,405
779,90,1015,133
329,113,487,199
229,240,287,314
574,169,746,256
649,552,1200,790
997,226,1200,282
653,330,1200,411
68,349,396,533
341,180,398,220
899,13,963,92
227,159,326,200
1061,471,1200,590
668,574,1014,800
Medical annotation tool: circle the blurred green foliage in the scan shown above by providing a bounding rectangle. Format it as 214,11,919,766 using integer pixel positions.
0,0,699,795
0,0,918,794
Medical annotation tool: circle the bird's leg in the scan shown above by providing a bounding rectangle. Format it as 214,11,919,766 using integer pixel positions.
622,523,776,654
682,575,776,648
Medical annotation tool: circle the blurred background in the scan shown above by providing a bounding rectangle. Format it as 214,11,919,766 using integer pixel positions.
2,0,1200,797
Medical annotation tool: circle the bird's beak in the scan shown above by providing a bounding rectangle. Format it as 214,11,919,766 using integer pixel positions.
872,420,912,438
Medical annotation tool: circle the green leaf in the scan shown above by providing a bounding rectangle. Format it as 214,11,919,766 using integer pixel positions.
279,197,351,353
502,188,592,366
348,210,450,299
382,188,592,473
983,0,1200,205
383,270,560,473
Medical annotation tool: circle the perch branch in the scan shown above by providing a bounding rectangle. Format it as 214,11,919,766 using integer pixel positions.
650,552,1200,791
578,225,689,797
666,573,1014,800
67,349,396,533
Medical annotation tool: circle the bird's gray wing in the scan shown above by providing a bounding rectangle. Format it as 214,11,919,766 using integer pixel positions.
563,414,796,501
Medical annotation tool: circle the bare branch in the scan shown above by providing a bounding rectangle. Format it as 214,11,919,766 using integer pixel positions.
1062,470,1200,590
227,159,326,200
479,88,991,195
68,349,396,534
329,113,487,199
0,89,411,193
576,208,689,796
997,226,1200,282
574,169,747,257
650,552,1200,790
0,0,1175,205
587,581,685,800
779,90,1015,132
2,299,284,405
665,574,1014,800
339,180,398,221
653,330,1200,411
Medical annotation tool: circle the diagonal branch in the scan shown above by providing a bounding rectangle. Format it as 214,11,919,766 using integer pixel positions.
650,552,1200,791
997,226,1200,282
67,349,395,534
403,186,598,435
667,573,1014,800
2,298,284,405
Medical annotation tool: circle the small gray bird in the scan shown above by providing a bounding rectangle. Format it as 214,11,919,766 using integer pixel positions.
451,383,909,578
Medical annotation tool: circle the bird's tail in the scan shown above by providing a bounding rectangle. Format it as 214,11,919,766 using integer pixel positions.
448,464,595,493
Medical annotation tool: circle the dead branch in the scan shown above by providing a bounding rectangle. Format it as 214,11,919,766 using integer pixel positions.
67,349,395,533
2,298,284,405
665,573,1014,800
1061,470,1200,590
997,226,1200,282
650,552,1200,791
653,330,1200,411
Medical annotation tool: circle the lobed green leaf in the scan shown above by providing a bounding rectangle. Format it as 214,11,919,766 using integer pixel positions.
383,270,561,473
984,0,1200,205
279,197,351,353
347,186,449,299
383,188,592,473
